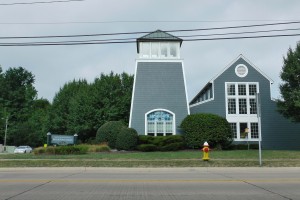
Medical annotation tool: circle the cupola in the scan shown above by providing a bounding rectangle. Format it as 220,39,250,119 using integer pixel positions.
136,30,183,59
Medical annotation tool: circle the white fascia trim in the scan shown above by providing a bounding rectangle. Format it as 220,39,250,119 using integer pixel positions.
210,54,274,84
181,61,190,115
227,116,259,123
241,55,274,84
234,139,260,142
190,82,215,107
128,60,139,128
144,108,176,136
189,98,214,108
135,58,184,63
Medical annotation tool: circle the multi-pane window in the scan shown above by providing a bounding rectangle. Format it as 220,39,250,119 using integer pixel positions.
226,82,260,141
226,83,258,115
239,122,248,139
229,122,260,140
141,43,150,58
249,84,257,95
238,84,246,95
147,122,155,133
250,99,257,114
230,123,237,139
140,42,179,59
161,43,168,57
227,84,235,95
170,43,177,57
228,99,236,114
251,123,259,138
151,43,159,58
146,110,174,136
239,98,247,114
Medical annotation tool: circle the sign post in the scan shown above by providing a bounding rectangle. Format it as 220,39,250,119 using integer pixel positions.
256,92,262,166
47,132,51,146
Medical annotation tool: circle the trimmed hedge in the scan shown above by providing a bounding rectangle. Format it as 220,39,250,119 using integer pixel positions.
95,121,126,149
116,128,138,151
33,145,88,155
137,144,157,152
87,144,111,152
137,135,185,151
180,113,233,149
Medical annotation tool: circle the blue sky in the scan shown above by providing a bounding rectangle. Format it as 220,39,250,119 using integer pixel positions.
0,0,299,102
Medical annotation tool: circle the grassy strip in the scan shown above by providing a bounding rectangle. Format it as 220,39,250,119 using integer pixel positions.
0,150,299,167
1,159,300,167
1,150,300,160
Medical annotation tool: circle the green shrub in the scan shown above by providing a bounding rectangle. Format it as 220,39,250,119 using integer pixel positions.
159,135,184,146
137,144,157,152
54,145,88,154
87,144,111,152
137,135,185,151
33,147,46,155
94,145,111,152
36,145,88,155
45,146,56,155
138,135,155,145
116,128,138,151
159,142,185,151
180,113,233,149
95,121,126,149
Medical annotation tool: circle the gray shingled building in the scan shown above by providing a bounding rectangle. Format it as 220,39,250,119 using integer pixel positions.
129,30,190,136
129,30,300,150
190,55,300,150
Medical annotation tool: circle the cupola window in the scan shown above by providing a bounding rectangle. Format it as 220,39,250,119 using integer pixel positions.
139,42,180,59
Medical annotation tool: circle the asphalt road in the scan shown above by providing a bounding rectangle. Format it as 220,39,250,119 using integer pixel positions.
0,167,299,200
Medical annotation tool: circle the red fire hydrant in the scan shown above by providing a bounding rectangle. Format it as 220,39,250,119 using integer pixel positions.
202,141,210,161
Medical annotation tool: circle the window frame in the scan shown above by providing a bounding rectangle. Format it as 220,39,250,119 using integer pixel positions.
145,109,176,136
139,42,180,59
225,82,260,141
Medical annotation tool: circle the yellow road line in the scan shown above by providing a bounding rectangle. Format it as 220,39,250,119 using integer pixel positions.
0,179,299,183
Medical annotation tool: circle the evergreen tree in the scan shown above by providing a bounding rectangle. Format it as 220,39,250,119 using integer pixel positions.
277,42,300,122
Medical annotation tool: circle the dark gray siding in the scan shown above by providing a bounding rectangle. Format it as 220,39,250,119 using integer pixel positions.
262,100,300,150
130,61,189,135
190,57,300,150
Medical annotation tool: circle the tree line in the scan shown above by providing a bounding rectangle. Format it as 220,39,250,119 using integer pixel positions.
1,41,299,147
0,68,133,147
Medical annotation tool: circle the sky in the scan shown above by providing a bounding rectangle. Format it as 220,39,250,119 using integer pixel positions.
0,0,300,102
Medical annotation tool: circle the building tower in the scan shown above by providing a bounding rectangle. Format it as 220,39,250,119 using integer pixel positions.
129,30,190,136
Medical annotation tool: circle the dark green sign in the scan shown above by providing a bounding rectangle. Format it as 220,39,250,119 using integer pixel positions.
51,134,74,145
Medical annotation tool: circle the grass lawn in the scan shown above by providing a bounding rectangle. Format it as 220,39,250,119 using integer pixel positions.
0,150,299,167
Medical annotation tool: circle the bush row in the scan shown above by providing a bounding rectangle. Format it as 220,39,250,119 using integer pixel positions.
34,145,88,155
137,135,185,152
34,144,112,155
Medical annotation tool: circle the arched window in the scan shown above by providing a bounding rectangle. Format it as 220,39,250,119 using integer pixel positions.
146,109,175,136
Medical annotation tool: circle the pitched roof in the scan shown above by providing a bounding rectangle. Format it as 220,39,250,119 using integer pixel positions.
137,30,183,53
189,54,274,106
209,54,273,84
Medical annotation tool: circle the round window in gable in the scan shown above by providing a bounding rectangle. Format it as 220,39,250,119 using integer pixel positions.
235,64,248,77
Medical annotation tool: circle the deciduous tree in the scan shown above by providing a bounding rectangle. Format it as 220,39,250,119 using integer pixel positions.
277,42,300,122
